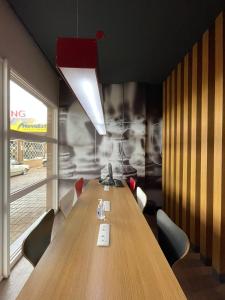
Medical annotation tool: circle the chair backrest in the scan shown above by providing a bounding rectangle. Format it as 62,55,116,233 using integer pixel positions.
75,178,84,198
23,209,55,267
136,187,147,212
60,189,74,217
129,177,136,192
156,209,190,266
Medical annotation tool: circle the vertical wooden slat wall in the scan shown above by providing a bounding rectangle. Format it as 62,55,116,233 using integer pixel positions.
162,10,225,280
181,54,189,232
200,30,210,264
213,12,225,282
170,71,176,220
173,71,177,220
190,43,198,248
162,81,166,204
165,77,171,213
179,63,184,228
175,64,181,225
206,24,215,262
168,76,172,215
186,51,192,237
194,40,202,251
168,76,172,214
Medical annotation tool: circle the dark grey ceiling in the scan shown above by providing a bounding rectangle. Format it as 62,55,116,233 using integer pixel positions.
7,0,225,84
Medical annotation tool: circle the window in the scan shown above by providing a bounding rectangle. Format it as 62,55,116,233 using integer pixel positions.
9,72,58,265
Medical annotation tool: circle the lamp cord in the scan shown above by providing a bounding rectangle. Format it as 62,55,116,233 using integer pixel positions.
76,0,79,37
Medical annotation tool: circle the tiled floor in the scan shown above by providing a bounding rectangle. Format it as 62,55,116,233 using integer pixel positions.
10,168,47,244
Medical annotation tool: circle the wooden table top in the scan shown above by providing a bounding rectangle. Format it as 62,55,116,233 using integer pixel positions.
17,180,186,300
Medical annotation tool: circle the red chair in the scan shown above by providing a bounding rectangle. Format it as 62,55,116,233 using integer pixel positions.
129,177,136,192
75,178,84,199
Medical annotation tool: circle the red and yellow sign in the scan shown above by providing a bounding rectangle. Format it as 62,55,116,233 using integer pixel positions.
10,110,47,133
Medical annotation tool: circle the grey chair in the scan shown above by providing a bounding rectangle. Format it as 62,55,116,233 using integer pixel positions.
22,209,55,267
156,209,190,266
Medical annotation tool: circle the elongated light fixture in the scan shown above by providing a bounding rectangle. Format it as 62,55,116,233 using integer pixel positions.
56,37,106,135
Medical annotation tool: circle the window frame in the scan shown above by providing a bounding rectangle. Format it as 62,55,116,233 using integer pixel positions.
8,69,58,268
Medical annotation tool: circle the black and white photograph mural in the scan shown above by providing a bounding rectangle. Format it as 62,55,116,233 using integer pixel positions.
58,81,162,199
145,85,162,188
99,82,146,179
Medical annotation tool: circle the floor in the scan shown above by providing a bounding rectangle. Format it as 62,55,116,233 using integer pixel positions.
146,215,225,299
174,253,225,300
1,211,225,299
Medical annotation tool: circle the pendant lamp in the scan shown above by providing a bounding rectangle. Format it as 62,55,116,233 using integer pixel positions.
56,37,106,135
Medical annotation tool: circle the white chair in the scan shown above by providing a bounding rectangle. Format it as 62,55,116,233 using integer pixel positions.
136,187,147,212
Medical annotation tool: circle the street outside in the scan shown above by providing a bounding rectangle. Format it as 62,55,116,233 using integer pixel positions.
10,166,46,194
10,167,47,245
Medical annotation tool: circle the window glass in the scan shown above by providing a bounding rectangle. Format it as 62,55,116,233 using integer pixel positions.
10,140,56,194
10,184,47,245
10,80,48,135
9,78,57,255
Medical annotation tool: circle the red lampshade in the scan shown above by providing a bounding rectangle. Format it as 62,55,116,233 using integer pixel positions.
56,37,106,135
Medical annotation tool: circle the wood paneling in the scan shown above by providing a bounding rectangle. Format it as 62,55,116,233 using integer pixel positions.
190,43,198,247
162,81,166,201
168,76,172,215
162,9,225,279
213,12,225,281
164,79,168,212
175,63,181,225
206,24,215,261
194,39,202,251
182,54,189,232
200,25,215,264
200,30,210,263
186,51,192,236
165,76,171,214
170,71,176,220
179,62,184,228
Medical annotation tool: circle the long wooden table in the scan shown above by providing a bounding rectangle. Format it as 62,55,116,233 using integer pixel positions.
17,180,186,299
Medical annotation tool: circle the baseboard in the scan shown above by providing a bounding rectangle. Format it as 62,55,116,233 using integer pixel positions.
200,254,212,266
212,267,225,283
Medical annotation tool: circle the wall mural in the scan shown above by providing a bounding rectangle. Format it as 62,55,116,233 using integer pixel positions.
145,86,162,188
99,82,146,179
59,81,162,199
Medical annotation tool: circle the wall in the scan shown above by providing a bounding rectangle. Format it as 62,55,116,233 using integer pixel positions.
0,0,58,278
100,82,146,180
163,11,225,281
0,0,58,105
59,81,162,204
58,82,146,182
145,85,162,185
